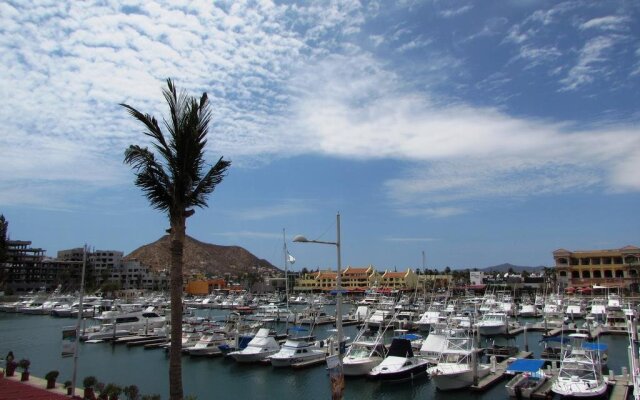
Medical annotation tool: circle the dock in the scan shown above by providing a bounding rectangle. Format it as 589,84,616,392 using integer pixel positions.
470,351,533,392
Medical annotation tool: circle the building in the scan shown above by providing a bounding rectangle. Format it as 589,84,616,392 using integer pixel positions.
379,269,418,290
57,248,124,286
554,245,640,291
2,240,47,293
341,265,380,291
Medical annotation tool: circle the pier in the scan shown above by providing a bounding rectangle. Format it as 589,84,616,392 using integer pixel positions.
470,351,533,391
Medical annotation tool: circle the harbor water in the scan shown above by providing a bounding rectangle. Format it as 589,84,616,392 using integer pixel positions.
0,310,633,400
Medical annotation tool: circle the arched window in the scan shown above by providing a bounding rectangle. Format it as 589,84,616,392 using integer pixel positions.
604,270,613,278
593,270,602,278
615,270,624,278
572,271,580,278
582,271,591,278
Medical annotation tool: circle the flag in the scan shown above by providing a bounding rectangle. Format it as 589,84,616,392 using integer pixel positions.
287,251,296,264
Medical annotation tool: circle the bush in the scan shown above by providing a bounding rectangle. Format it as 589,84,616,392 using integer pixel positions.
83,375,98,388
64,380,73,389
124,385,140,400
45,370,59,381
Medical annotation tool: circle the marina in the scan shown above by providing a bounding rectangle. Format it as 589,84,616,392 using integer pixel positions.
1,292,640,400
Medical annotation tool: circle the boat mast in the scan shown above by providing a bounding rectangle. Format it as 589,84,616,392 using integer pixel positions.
283,228,289,310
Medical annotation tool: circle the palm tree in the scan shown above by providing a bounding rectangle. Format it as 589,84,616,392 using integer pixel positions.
122,79,230,400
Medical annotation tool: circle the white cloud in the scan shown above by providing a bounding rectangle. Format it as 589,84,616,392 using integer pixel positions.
439,5,473,18
560,36,617,91
231,200,313,221
580,16,630,31
287,55,640,212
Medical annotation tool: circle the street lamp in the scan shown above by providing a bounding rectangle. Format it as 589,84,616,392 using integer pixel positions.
294,213,344,399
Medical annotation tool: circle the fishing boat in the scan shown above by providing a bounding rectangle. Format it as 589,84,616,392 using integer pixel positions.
268,326,326,367
368,337,429,381
474,311,508,336
426,325,490,390
184,331,227,356
228,328,281,363
551,333,608,398
342,327,387,376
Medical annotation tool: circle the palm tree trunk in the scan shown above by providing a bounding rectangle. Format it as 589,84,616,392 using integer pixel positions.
169,216,185,400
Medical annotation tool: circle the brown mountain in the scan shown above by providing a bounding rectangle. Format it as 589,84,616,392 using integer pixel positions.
124,235,281,277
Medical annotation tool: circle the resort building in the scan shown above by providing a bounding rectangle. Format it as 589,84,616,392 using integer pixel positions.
341,265,381,290
554,245,640,291
379,269,418,290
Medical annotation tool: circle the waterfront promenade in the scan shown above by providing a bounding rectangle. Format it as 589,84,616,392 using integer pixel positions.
0,370,74,399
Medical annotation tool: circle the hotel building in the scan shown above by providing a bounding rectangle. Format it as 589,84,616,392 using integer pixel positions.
554,245,640,291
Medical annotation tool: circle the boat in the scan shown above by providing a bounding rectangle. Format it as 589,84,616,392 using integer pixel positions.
81,306,166,341
228,328,281,363
504,359,548,398
474,311,508,336
368,337,429,381
342,327,387,376
268,326,326,368
551,333,608,398
184,331,227,356
426,325,490,390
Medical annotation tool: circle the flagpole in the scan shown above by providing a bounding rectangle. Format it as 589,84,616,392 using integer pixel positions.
71,244,87,397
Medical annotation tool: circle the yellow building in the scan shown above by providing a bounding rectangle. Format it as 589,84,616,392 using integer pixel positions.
417,274,453,289
554,245,640,290
341,265,381,290
379,269,418,290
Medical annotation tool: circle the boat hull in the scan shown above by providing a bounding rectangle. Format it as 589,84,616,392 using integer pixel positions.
343,357,383,376
551,378,608,398
427,364,490,390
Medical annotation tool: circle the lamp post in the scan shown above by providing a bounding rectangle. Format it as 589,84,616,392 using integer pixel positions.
293,212,344,399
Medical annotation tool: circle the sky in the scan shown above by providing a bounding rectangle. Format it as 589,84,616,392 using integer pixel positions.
1,0,639,272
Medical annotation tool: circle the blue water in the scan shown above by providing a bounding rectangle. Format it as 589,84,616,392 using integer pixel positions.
0,311,632,400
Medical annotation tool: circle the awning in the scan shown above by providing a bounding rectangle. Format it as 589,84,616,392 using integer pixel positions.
506,359,545,374
394,333,422,341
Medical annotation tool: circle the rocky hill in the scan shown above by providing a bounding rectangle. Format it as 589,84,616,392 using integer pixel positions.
481,263,546,273
124,235,281,277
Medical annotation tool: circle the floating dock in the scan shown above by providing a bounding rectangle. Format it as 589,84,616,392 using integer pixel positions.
470,351,533,392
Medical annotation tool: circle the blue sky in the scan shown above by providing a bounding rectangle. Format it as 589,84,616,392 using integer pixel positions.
1,0,639,271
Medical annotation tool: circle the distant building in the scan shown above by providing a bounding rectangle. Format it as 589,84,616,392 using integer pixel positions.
554,245,640,291
3,240,47,292
469,271,485,286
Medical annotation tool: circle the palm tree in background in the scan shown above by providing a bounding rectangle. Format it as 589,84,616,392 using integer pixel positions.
122,79,231,400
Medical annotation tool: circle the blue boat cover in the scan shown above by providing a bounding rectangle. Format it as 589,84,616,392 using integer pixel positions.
289,326,308,332
506,359,545,373
582,342,608,351
394,333,422,341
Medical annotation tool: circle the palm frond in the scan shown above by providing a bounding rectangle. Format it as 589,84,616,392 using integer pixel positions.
124,145,172,211
189,157,232,207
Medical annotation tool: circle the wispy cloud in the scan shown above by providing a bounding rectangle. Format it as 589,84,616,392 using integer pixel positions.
559,36,617,91
579,16,630,31
213,231,282,240
231,200,314,221
384,236,439,242
439,5,473,18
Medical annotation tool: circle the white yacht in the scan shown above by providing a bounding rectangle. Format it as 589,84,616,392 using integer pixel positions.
551,333,608,398
342,328,387,376
184,331,227,356
82,306,166,341
368,337,429,381
229,328,281,363
475,312,508,336
268,338,326,367
427,327,490,390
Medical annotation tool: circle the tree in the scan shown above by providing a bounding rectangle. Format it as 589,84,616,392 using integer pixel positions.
122,79,230,400
0,215,8,289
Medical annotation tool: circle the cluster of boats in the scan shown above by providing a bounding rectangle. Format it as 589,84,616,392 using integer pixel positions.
2,287,637,398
